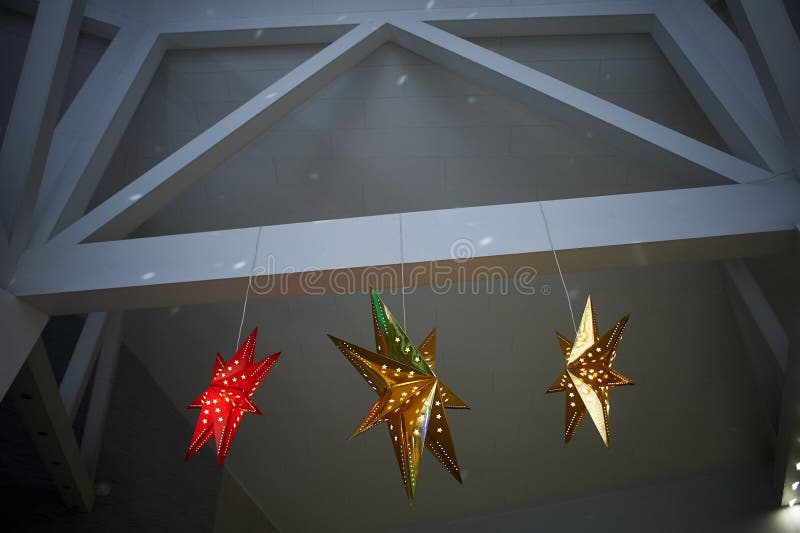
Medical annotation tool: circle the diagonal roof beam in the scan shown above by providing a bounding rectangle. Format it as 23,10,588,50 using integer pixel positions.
46,22,390,246
389,19,773,187
10,179,800,315
30,27,166,247
652,0,792,174
0,0,86,275
727,0,800,169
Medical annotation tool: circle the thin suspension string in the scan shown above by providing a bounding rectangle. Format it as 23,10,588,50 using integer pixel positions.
236,225,264,350
538,203,577,335
399,214,407,331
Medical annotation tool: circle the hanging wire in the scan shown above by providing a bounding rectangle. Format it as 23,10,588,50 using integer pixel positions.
236,225,264,350
399,214,407,331
538,202,577,334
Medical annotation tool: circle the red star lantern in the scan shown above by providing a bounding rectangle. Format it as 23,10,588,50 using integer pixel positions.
186,328,280,465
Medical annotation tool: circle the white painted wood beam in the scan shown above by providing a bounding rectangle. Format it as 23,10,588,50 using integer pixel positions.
81,311,122,479
9,340,95,511
10,179,800,315
723,259,789,370
722,260,787,432
652,0,792,173
162,23,356,49
428,2,655,38
59,312,108,420
0,0,86,275
47,22,391,246
728,0,800,168
156,1,657,46
389,19,772,186
0,287,49,400
31,28,165,247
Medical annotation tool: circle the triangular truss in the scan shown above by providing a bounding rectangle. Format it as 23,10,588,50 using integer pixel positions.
7,1,799,317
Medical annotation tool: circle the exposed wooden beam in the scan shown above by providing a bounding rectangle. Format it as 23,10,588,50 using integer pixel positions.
389,19,772,187
0,0,86,277
47,22,391,246
728,0,800,168
652,0,792,173
151,0,657,39
31,28,165,246
10,179,800,315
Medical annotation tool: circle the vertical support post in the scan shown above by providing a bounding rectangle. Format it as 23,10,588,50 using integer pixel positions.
775,225,800,506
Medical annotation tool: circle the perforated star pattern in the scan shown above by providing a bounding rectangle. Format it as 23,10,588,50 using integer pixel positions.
546,296,634,446
186,328,280,465
328,290,468,502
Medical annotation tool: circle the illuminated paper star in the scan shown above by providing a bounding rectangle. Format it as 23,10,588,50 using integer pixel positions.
546,296,634,446
186,328,280,465
328,290,468,502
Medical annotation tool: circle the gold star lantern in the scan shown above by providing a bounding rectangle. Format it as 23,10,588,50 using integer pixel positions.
546,295,634,446
328,290,468,502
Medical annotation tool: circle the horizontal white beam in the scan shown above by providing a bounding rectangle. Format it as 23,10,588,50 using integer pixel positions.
151,1,657,39
48,22,390,246
31,28,165,246
389,19,772,187
10,179,800,315
162,23,355,49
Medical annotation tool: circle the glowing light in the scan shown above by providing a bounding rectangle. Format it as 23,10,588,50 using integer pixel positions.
546,295,633,446
327,290,467,502
396,74,407,86
790,498,798,507
186,329,281,465
141,272,155,280
797,462,800,471
129,193,142,202
478,236,493,246
792,481,799,491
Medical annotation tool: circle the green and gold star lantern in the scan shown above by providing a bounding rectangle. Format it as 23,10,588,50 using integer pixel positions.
546,295,634,446
328,290,468,502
